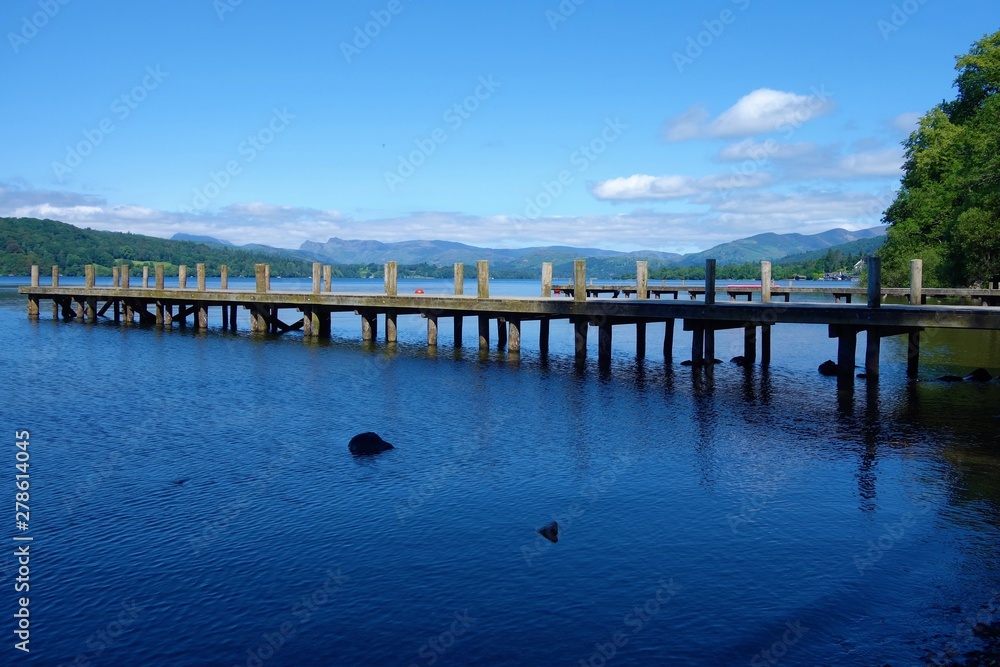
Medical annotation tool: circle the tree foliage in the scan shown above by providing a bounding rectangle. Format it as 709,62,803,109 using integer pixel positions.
879,30,1000,287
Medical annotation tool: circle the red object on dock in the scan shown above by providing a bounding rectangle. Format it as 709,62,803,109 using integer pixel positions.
554,289,561,294
414,288,424,294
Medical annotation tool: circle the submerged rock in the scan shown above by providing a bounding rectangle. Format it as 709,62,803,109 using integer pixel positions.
538,521,559,543
818,360,838,376
964,368,993,382
731,356,747,366
348,432,394,456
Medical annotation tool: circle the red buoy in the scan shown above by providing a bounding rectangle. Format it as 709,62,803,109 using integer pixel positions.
414,288,424,294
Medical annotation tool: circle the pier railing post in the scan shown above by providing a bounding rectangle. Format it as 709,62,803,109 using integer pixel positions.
384,261,398,297
178,265,187,290
705,259,716,305
574,260,586,302
197,264,206,292
220,265,228,290
255,264,267,293
637,261,648,299
312,263,321,295
323,265,332,292
761,261,772,303
909,259,923,306
85,265,95,288
30,265,39,287
477,260,489,299
121,265,129,289
454,263,464,295
155,265,164,290
867,256,881,309
113,265,119,288
265,265,271,291
542,262,552,297
142,266,149,288
52,265,59,288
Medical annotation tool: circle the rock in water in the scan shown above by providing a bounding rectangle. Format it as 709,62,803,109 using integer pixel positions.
818,360,838,376
538,521,559,543
349,432,394,456
938,375,964,383
965,368,993,382
731,356,747,366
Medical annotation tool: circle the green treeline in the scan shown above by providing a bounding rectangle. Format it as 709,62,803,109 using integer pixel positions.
878,30,1000,287
646,244,876,281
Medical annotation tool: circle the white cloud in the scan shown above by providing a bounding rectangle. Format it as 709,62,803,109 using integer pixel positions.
717,139,819,162
663,88,836,141
837,147,904,177
591,171,772,201
890,112,921,133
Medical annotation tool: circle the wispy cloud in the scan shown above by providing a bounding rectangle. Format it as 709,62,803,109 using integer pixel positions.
591,172,773,201
663,88,836,141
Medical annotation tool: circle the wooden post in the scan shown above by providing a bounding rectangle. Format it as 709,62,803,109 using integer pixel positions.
229,305,238,330
637,261,648,300
27,265,39,320
761,325,772,365
309,308,321,338
122,265,130,289
155,301,164,326
303,307,313,337
454,315,463,347
542,262,553,297
165,303,174,326
143,266,149,288
636,322,646,359
312,263,321,294
155,265,164,290
323,265,332,292
197,264,206,292
112,265,119,288
75,298,85,321
704,325,715,366
427,315,438,347
508,319,521,354
317,309,330,338
539,319,550,356
663,318,674,361
907,331,920,379
705,259,716,305
85,264,95,288
386,312,397,343
574,319,588,359
197,303,208,329
179,265,187,289
478,316,490,350
909,259,923,306
598,321,613,368
222,303,230,330
265,265,271,291
255,264,267,293
744,325,757,364
691,323,705,367
30,265,39,287
113,298,120,323
867,256,881,309
361,311,376,341
836,327,857,390
384,261,398,297
477,260,489,299
454,263,464,295
52,265,59,288
220,265,228,290
761,261,772,303
574,260,586,302
496,318,508,349
865,329,880,378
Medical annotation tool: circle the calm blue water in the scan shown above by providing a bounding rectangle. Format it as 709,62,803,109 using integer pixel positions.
1,277,998,666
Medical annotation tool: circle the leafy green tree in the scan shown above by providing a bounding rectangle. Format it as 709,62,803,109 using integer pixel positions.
879,30,1000,287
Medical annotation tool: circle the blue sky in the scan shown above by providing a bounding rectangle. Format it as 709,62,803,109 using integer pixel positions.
0,1,994,252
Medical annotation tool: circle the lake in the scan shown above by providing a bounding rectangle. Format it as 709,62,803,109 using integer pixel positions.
1,277,998,666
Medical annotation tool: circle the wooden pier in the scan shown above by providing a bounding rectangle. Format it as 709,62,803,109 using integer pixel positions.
18,258,1000,391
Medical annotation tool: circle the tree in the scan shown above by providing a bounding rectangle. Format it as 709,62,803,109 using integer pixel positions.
879,30,1000,287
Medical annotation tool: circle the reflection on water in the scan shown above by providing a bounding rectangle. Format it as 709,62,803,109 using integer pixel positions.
0,281,998,665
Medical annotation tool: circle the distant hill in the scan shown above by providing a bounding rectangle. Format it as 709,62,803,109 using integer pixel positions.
171,233,233,246
779,235,886,265
676,226,886,266
2,217,315,277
